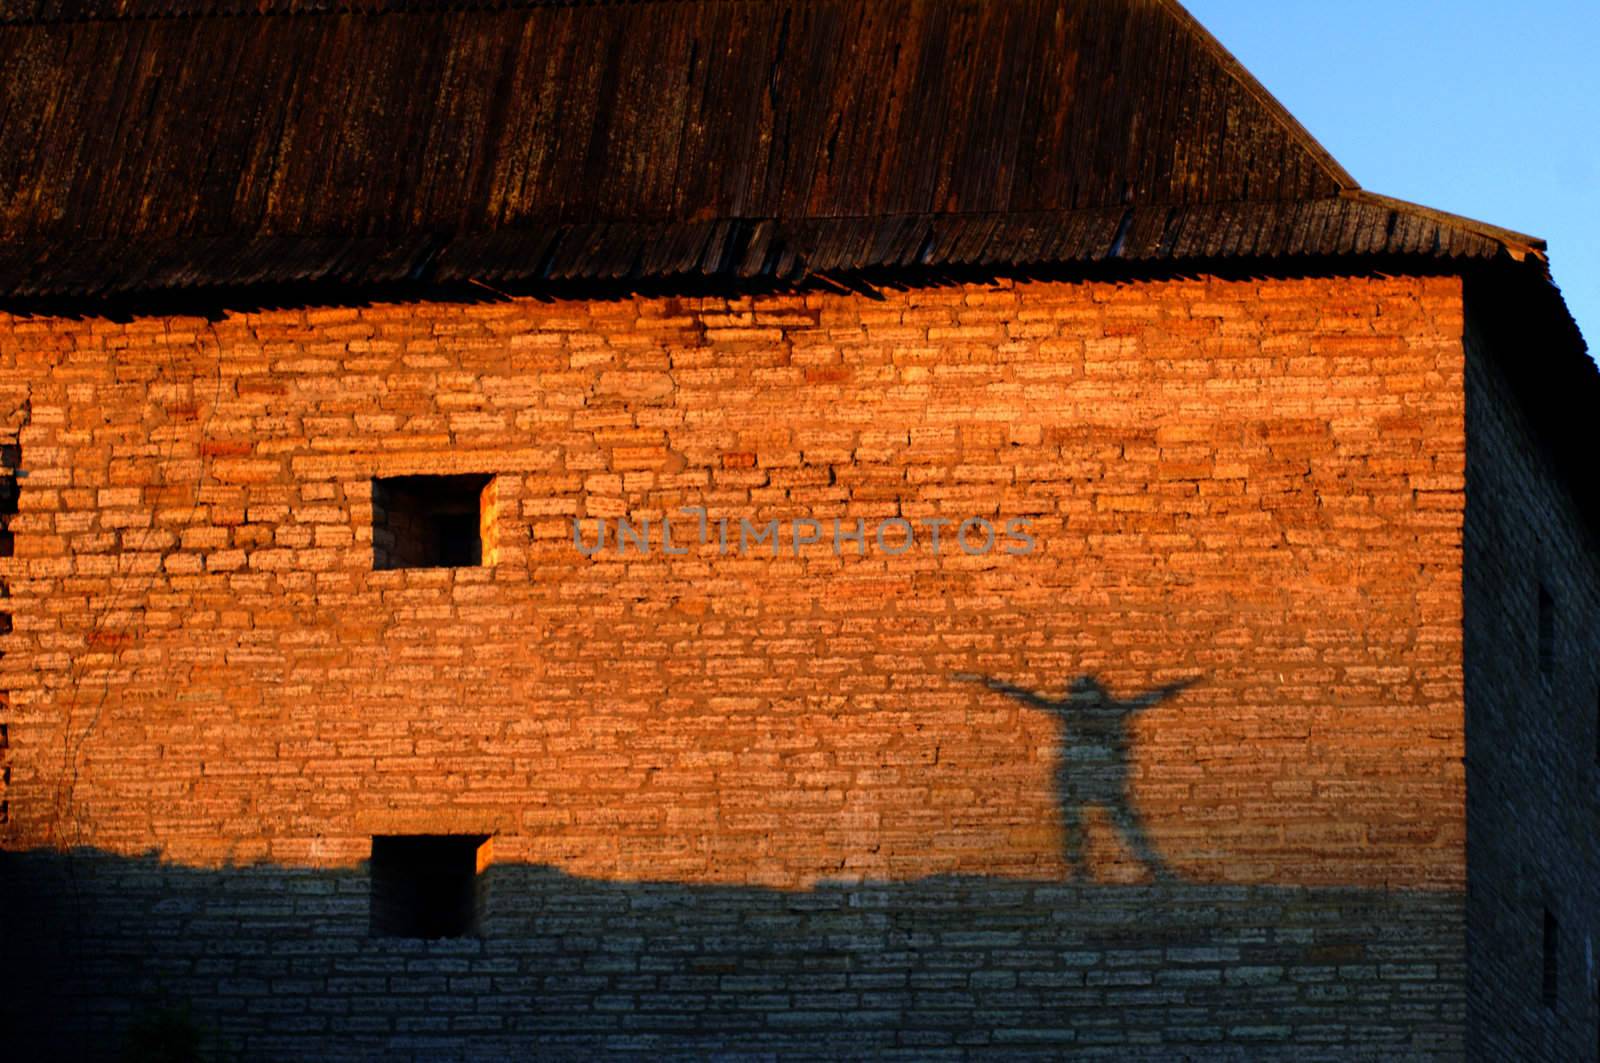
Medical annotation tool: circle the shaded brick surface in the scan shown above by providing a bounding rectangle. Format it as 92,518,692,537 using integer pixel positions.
1462,306,1600,1057
3,850,1466,1060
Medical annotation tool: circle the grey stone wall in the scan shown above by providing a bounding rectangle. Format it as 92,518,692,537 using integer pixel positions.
1463,300,1600,1058
1,850,1465,1061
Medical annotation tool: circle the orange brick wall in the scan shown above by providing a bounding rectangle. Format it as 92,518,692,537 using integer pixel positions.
0,273,1467,890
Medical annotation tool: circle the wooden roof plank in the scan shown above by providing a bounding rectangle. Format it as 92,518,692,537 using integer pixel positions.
0,0,1544,295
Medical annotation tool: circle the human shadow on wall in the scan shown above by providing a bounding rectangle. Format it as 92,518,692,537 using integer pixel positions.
959,672,1196,882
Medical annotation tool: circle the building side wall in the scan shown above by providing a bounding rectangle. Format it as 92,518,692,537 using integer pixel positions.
0,275,1469,1056
1463,308,1600,1059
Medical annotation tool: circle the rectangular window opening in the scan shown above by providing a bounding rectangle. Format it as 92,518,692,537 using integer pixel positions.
369,834,490,939
1542,907,1558,1009
1537,582,1555,676
1,440,19,559
372,474,495,571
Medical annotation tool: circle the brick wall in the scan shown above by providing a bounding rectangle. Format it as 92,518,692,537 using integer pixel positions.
3,849,1465,1060
1462,299,1600,1058
0,273,1471,1055
0,415,17,832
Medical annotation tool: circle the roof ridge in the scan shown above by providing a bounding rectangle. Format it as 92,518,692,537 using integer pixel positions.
1153,0,1358,192
0,0,661,27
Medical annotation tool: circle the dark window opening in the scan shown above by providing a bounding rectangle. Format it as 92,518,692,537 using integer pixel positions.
370,834,488,939
1542,907,1558,1009
1537,582,1555,676
1,441,19,559
372,474,493,571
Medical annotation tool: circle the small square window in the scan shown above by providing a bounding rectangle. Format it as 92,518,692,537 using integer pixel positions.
370,834,489,939
372,474,494,571
1542,907,1559,1009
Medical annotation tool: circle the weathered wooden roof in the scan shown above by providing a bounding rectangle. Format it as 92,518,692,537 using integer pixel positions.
0,0,1557,296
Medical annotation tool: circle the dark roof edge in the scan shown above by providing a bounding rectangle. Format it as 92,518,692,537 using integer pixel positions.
0,250,1566,322
1154,0,1359,191
1347,190,1548,261
0,195,1545,300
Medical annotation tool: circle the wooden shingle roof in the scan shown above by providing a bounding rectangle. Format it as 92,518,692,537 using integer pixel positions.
0,0,1559,296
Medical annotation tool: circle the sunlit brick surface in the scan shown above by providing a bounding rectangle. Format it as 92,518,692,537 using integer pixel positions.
0,274,1468,889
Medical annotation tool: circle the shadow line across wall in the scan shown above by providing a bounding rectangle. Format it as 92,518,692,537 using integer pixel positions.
1,848,1465,1060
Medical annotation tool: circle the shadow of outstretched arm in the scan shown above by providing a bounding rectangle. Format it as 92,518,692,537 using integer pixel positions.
954,673,1057,710
1119,677,1199,712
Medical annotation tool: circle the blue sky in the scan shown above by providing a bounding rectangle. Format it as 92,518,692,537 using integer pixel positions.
1184,1,1599,360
